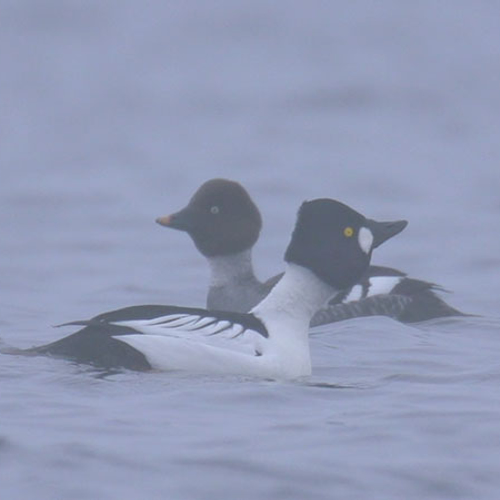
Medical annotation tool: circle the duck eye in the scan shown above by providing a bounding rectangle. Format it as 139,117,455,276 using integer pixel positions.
343,227,354,238
210,206,220,215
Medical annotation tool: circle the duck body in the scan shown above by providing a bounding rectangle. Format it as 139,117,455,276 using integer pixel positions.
322,265,464,324
33,304,267,372
20,198,403,377
158,178,465,323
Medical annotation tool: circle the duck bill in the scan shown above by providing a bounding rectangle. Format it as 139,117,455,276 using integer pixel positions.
156,207,195,232
365,219,408,248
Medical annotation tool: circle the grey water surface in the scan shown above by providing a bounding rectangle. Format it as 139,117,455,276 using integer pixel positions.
1,2,500,499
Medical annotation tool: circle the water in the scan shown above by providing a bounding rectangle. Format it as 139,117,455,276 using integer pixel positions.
1,1,500,498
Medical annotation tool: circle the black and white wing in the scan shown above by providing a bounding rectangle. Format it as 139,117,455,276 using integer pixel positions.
312,266,465,325
32,305,268,371
104,305,268,350
310,294,413,326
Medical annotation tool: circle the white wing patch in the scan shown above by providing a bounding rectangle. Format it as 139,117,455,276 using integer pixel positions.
367,276,402,296
343,276,403,303
344,285,363,302
110,313,262,356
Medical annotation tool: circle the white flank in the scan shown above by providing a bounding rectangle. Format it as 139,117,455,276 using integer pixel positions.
250,264,338,379
114,263,337,380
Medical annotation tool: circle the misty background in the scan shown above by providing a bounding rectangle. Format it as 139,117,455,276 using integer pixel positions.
1,2,499,499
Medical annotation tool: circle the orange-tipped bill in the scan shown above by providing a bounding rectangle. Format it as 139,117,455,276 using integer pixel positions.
155,207,196,232
156,215,173,227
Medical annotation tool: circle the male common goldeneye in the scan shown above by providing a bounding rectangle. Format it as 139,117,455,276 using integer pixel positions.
17,199,402,378
157,179,464,324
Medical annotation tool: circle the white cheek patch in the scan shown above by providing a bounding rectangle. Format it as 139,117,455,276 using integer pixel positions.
358,227,374,254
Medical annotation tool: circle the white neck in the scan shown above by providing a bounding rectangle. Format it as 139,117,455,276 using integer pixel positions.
207,249,259,287
250,263,337,378
252,263,337,336
252,264,338,324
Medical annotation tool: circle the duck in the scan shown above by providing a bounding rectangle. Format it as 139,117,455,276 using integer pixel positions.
16,199,403,378
156,179,464,324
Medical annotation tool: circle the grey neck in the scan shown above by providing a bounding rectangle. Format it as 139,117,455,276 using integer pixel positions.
207,249,260,287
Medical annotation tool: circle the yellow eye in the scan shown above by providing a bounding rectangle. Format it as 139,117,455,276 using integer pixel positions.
343,227,354,237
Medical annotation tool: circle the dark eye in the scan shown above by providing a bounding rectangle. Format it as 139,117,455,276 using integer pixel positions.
210,206,220,214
